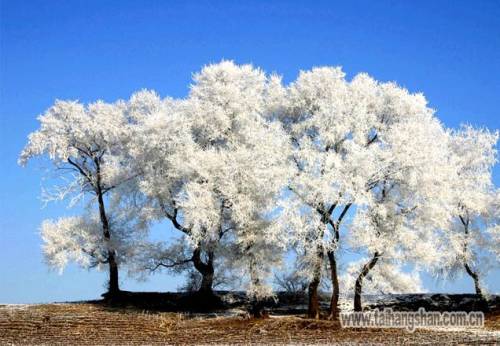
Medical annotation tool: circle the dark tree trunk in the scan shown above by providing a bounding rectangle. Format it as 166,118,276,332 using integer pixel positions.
460,215,483,297
95,162,120,296
327,250,340,320
249,298,268,318
464,262,483,297
354,252,380,312
107,252,120,295
199,269,214,293
192,247,215,294
308,249,324,319
311,202,349,319
308,274,321,319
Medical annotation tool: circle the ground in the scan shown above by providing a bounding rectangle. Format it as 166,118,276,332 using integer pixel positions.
0,293,499,345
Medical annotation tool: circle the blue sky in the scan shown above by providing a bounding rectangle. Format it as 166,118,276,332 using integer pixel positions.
1,0,499,303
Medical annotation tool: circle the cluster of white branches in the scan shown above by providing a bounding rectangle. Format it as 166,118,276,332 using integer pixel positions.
20,61,499,310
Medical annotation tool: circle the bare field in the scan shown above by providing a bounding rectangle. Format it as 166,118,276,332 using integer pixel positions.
0,303,499,345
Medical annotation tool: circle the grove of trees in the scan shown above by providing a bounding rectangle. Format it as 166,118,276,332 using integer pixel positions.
20,61,500,319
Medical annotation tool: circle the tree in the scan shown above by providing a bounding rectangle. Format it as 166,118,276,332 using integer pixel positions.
276,68,380,318
21,61,499,315
347,106,456,311
276,67,383,318
274,266,309,295
123,89,223,295
437,126,500,296
276,66,458,319
19,99,138,296
128,62,292,305
177,61,293,314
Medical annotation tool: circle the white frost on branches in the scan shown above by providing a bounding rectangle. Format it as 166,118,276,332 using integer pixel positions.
20,61,499,301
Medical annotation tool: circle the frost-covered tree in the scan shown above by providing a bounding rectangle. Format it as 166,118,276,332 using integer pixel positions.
124,90,244,295
277,67,456,319
277,68,378,318
128,62,292,304
20,61,500,315
437,126,500,296
347,108,455,311
19,100,138,296
122,90,221,293
276,67,382,318
177,61,292,310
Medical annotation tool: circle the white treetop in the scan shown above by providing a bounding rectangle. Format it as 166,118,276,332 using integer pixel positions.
281,67,453,257
19,100,133,195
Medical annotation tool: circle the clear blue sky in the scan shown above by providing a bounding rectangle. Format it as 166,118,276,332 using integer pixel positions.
1,0,499,303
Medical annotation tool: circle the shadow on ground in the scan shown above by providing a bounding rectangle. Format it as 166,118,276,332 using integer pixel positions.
93,290,499,316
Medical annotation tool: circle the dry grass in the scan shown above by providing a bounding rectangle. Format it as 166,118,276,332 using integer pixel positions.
0,303,498,345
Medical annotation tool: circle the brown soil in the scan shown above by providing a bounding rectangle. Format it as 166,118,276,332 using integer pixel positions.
0,303,498,345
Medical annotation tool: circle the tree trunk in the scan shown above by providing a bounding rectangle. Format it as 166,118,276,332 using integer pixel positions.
192,247,215,294
464,262,483,297
107,252,120,295
327,250,340,320
353,252,380,312
308,249,323,319
460,216,483,297
249,298,268,318
95,167,120,296
249,270,266,318
199,269,214,293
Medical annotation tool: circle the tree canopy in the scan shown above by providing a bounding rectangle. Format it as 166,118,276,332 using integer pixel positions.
20,61,499,317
